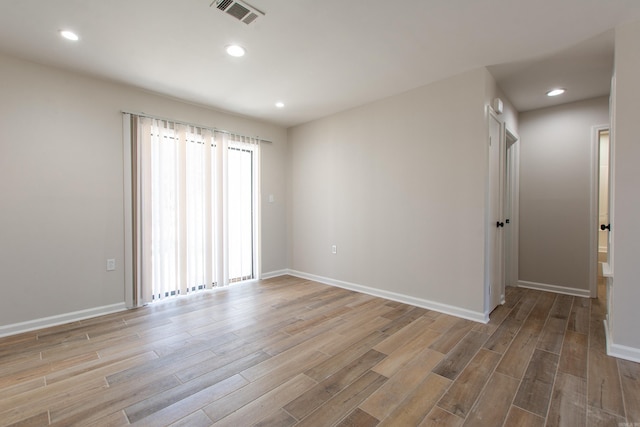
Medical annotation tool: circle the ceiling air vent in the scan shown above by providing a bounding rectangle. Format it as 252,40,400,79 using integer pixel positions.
212,0,265,25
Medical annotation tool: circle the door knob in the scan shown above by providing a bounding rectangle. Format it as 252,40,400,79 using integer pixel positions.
600,224,611,231
496,221,504,228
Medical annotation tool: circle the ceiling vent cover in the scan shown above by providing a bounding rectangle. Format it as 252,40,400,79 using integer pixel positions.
212,0,264,25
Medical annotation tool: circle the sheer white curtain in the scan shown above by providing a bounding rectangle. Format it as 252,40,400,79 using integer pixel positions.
219,133,260,283
129,115,260,305
136,117,216,302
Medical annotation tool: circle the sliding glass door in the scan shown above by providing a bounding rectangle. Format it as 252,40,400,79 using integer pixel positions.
129,115,260,304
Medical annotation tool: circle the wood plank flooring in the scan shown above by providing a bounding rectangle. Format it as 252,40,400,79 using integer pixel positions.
0,275,638,426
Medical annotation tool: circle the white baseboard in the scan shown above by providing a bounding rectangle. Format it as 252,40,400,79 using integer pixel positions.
287,269,488,323
517,280,591,298
0,302,128,338
601,262,612,278
604,319,640,363
260,269,289,280
608,343,640,363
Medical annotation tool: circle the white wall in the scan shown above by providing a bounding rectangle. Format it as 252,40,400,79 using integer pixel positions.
610,20,640,358
0,53,288,329
518,97,609,295
287,68,514,320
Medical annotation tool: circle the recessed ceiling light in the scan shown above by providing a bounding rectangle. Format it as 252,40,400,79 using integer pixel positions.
226,45,245,57
60,30,79,41
546,88,566,97
275,102,285,108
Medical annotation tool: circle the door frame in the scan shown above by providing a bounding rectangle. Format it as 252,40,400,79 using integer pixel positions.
504,128,520,289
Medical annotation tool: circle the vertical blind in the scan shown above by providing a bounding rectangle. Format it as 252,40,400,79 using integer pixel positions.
128,114,260,305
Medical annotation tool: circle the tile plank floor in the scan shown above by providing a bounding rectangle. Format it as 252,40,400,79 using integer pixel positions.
0,275,638,426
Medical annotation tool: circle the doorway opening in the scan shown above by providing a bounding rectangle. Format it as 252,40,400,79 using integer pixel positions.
591,125,611,298
598,129,610,266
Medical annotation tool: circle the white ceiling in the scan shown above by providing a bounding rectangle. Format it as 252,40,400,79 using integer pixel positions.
488,30,616,112
0,0,639,127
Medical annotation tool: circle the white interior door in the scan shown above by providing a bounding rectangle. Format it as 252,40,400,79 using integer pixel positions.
488,111,505,312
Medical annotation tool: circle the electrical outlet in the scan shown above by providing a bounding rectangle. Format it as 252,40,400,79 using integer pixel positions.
331,245,337,254
106,259,116,271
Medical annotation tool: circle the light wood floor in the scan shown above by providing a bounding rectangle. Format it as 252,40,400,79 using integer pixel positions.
0,275,638,426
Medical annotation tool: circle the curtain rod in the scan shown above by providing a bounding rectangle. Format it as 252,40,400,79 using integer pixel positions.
121,110,273,144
